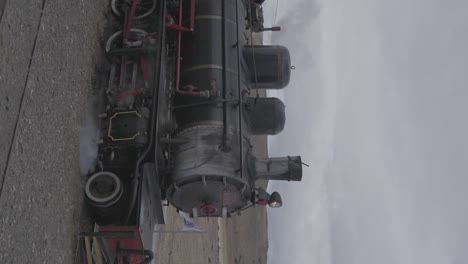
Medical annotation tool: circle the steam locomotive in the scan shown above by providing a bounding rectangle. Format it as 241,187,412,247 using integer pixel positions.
80,0,302,262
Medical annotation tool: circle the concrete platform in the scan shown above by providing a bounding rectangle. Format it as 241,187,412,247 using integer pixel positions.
0,1,106,263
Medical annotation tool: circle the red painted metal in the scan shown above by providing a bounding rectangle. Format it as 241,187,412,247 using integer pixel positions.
168,0,195,32
168,24,192,32
200,204,217,215
172,0,200,96
175,0,183,94
140,56,149,82
190,0,195,31
114,89,144,101
125,0,140,40
98,226,146,264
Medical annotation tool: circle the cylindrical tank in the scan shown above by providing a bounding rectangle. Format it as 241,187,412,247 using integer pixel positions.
254,156,303,182
167,125,252,217
175,0,245,128
169,0,253,217
167,0,303,217
243,45,291,89
244,97,285,135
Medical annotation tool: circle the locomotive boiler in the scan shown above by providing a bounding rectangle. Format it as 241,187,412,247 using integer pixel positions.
79,0,302,262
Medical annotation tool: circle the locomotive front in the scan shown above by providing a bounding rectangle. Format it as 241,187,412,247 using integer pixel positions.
166,0,302,217
78,0,303,261
83,0,303,222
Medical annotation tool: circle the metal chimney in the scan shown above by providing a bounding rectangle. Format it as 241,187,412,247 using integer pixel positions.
255,156,302,182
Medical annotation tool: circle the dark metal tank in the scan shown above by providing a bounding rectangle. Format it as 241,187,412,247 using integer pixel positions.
167,0,302,217
175,0,243,128
243,45,291,89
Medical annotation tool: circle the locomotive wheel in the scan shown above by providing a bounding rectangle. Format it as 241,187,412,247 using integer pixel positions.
85,172,123,208
111,0,157,20
105,28,147,53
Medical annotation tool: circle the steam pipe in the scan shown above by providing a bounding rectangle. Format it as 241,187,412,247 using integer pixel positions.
167,0,195,32
174,0,200,97
221,0,230,150
175,0,184,95
189,0,195,31
124,0,139,40
235,0,244,177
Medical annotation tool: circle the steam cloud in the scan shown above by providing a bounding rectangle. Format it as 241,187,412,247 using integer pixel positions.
79,95,100,176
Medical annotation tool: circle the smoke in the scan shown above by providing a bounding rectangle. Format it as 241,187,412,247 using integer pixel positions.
265,1,334,264
266,0,321,69
79,95,100,176
269,1,320,38
268,0,468,264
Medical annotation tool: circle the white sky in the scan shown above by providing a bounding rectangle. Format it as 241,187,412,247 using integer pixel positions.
264,1,468,264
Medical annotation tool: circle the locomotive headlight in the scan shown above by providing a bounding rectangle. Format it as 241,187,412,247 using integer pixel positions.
268,191,283,208
269,201,282,208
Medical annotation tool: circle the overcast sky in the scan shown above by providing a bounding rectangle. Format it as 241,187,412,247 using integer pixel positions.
264,1,468,264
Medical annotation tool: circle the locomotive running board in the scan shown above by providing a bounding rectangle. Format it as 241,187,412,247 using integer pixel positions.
142,162,165,224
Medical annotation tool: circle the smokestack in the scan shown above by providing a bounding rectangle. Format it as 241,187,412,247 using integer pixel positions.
255,156,302,181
